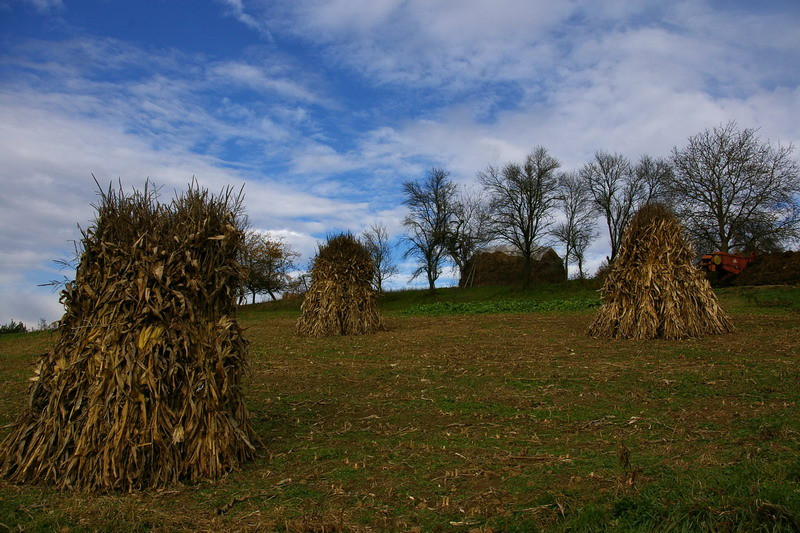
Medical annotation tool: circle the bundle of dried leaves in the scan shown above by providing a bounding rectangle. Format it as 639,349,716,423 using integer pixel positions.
589,203,733,340
296,233,384,337
0,181,255,490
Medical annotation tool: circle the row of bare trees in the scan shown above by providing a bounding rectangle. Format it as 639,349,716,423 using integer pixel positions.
238,121,798,300
402,122,800,292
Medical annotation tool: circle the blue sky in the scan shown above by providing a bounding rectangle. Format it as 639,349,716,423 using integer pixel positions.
1,0,799,327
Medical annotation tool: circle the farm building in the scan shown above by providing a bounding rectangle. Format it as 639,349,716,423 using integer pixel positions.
732,250,800,286
459,245,567,288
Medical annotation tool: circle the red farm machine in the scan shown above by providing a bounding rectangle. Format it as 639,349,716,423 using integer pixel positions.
699,251,756,276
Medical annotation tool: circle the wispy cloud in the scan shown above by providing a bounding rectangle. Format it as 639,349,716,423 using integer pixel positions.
20,0,63,13
209,61,333,106
215,0,274,40
0,35,389,325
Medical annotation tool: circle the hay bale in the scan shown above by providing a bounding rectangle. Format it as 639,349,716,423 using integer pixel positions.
588,204,733,340
0,182,255,490
296,233,384,337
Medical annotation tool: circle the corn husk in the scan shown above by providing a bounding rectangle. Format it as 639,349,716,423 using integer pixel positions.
296,233,384,337
0,182,254,490
588,203,733,340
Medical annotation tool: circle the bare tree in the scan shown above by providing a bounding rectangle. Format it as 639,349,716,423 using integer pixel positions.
671,122,800,253
402,167,457,293
481,146,561,289
634,154,674,207
445,186,495,287
552,172,598,280
581,151,643,262
241,231,300,303
361,222,398,293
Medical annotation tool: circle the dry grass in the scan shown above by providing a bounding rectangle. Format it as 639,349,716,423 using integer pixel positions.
0,182,254,490
589,204,733,339
296,234,384,337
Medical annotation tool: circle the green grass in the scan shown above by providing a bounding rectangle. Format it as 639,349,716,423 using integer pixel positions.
401,297,601,316
1,283,799,531
239,280,602,318
380,281,601,312
718,285,800,312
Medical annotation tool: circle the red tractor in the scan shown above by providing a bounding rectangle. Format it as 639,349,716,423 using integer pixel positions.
699,251,756,275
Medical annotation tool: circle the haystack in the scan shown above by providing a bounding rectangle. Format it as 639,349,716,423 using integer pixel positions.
296,233,384,337
0,182,255,490
588,203,733,340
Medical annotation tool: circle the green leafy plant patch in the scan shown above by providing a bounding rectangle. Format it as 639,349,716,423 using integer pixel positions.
401,297,601,316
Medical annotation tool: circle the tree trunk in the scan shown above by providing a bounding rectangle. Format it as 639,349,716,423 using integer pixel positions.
251,291,256,305
719,231,730,253
458,265,468,288
522,254,532,290
267,289,277,301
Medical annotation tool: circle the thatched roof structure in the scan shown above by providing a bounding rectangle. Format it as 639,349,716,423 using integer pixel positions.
460,246,566,287
296,233,384,337
589,203,733,340
0,182,254,490
733,251,800,286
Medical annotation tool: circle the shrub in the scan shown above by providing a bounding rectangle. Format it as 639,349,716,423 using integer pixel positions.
0,320,27,334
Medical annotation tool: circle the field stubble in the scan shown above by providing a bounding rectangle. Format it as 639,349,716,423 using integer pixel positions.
1,287,799,531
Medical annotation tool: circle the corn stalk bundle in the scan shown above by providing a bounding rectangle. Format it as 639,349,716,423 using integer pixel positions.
296,233,384,337
588,203,733,340
0,182,255,490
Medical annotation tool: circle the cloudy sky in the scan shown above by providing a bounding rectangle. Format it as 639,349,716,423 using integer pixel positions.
1,0,799,327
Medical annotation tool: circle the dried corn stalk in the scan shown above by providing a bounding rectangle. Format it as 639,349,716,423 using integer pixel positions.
589,203,733,340
296,233,384,337
0,181,255,490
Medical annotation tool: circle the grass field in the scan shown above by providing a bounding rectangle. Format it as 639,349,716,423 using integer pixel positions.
1,283,799,532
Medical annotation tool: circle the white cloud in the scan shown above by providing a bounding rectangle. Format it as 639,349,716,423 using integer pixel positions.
210,0,800,180
209,61,330,106
264,229,319,262
275,0,575,87
21,0,62,12
0,288,65,329
0,38,386,324
216,0,273,39
287,141,360,177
